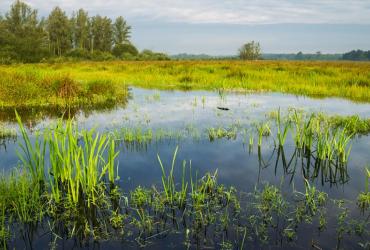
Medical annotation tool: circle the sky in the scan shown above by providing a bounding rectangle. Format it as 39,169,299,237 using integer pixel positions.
1,0,370,55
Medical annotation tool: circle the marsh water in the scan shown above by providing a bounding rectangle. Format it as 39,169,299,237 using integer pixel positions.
1,87,370,249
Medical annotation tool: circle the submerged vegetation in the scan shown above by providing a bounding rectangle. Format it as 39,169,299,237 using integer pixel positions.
0,60,370,109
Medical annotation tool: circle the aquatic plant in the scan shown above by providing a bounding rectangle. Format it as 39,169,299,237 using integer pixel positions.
0,124,16,140
157,146,188,208
256,122,271,147
16,111,46,185
208,126,237,141
275,108,290,147
46,119,119,208
357,167,370,212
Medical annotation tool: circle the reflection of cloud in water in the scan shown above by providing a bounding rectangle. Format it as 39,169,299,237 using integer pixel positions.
74,88,370,131
5,87,370,132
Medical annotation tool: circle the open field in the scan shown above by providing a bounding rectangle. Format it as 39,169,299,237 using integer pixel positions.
1,60,370,108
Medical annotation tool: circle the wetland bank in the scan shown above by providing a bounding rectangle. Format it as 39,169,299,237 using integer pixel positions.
1,63,370,249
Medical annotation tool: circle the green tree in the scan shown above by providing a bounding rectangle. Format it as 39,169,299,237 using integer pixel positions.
239,41,261,60
1,0,48,62
72,9,90,50
47,7,72,56
113,16,131,45
90,15,113,52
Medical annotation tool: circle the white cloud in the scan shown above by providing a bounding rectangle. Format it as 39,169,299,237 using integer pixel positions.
1,0,370,24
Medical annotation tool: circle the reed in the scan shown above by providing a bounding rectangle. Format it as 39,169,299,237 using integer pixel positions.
275,108,290,147
12,111,122,240
46,119,120,208
16,111,46,185
256,122,271,147
157,146,179,207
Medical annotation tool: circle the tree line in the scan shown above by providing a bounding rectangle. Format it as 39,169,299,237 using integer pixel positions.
0,0,169,63
342,50,370,61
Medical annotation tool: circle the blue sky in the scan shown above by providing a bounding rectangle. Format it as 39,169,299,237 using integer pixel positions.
1,0,370,54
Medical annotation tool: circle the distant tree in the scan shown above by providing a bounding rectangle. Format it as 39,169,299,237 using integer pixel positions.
295,51,304,60
342,50,370,61
113,16,131,45
72,9,89,50
47,7,72,56
90,15,113,52
239,41,261,60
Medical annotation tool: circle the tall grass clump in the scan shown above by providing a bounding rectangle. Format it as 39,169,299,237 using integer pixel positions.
0,67,129,109
16,111,46,186
13,112,121,240
47,119,119,208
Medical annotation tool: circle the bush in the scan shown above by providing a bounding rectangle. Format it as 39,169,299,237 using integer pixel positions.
66,48,91,58
90,51,115,61
112,43,139,58
52,76,82,98
139,49,170,61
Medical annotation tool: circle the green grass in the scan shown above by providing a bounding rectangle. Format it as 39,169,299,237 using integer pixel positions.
0,66,129,108
1,60,370,109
